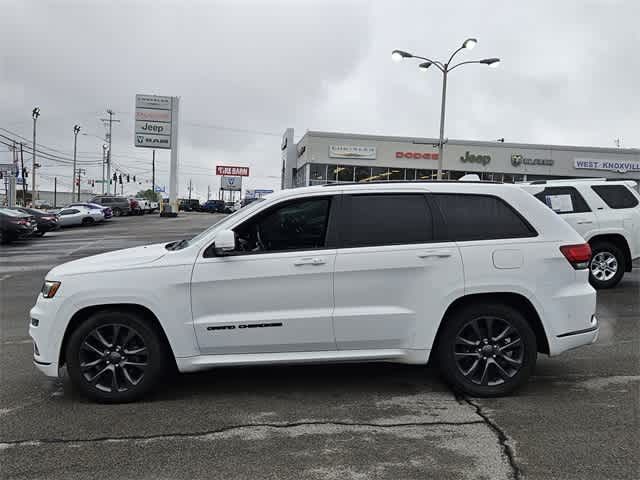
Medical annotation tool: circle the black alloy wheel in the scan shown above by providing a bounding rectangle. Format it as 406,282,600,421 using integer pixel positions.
112,208,122,217
436,302,537,397
66,310,166,403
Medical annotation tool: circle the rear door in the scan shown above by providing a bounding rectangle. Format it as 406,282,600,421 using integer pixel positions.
590,184,640,259
332,192,464,351
533,186,598,240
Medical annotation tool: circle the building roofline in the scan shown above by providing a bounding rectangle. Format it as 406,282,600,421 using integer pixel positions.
298,130,640,155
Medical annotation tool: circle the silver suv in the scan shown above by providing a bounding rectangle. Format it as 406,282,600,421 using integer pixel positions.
89,196,131,217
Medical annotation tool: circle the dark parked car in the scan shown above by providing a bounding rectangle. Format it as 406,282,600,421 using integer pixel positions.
14,208,60,236
200,199,226,213
0,208,36,243
68,203,113,219
179,199,201,212
89,196,131,217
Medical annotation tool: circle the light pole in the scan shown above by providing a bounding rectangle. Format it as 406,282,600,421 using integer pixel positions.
392,38,499,180
72,125,81,198
31,107,40,202
102,144,109,194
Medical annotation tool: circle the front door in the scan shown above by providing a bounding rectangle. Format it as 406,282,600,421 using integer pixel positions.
332,193,464,350
191,195,337,354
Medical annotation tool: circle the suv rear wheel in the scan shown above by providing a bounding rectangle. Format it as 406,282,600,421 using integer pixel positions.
436,302,537,397
112,207,122,217
65,310,166,403
589,242,624,289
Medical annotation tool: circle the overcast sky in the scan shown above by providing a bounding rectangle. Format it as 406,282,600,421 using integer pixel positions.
1,0,639,199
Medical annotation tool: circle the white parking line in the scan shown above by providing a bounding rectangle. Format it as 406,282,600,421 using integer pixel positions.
0,274,12,282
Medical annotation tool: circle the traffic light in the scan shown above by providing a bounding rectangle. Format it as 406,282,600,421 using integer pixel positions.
127,174,130,183
119,174,122,184
133,175,136,182
22,168,28,178
91,180,95,187
113,172,117,181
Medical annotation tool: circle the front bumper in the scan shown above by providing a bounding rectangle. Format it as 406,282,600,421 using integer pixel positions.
29,297,64,378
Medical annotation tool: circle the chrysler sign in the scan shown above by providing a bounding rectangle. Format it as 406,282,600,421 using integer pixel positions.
329,145,376,160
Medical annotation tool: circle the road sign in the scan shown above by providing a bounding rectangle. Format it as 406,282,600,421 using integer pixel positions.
216,165,249,176
155,185,166,193
220,176,242,191
134,94,173,150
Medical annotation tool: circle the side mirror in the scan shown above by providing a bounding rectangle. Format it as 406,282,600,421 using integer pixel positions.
214,229,236,256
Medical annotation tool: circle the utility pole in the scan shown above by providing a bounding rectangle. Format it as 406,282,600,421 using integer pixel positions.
101,109,119,195
188,179,192,201
207,184,210,201
72,125,81,198
53,177,57,208
76,168,86,201
31,107,40,202
20,143,28,206
102,144,108,194
152,149,156,196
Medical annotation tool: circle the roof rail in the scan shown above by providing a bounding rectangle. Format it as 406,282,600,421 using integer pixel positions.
321,179,502,186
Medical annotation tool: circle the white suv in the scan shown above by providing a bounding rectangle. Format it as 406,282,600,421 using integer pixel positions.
521,179,640,289
30,182,598,402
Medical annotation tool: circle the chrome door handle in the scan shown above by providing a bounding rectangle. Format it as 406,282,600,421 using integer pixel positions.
418,250,453,259
576,220,593,225
294,257,326,266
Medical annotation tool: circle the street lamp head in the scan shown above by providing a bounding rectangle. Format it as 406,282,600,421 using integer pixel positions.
462,38,477,50
391,49,413,62
418,62,432,71
480,57,500,67
73,125,81,134
32,107,40,119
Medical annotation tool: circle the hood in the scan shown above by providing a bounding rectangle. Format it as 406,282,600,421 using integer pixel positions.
47,242,170,278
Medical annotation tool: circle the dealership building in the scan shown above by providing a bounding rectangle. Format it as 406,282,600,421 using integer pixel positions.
280,129,640,189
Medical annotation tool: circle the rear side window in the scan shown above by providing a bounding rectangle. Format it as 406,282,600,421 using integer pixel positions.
591,185,639,209
534,186,591,214
339,194,433,248
432,194,536,241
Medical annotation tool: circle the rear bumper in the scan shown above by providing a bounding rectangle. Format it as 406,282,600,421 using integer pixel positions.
549,315,599,356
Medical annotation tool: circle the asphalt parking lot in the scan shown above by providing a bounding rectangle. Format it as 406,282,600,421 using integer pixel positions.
1,214,638,480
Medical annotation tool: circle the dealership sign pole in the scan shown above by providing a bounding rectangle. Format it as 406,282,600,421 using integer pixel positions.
134,94,179,214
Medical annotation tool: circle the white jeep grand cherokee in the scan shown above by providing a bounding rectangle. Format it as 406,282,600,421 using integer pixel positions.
30,182,599,402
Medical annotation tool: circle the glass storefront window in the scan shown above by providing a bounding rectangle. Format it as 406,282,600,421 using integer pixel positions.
355,166,372,182
416,169,435,180
370,167,389,181
310,164,326,182
388,168,404,181
405,169,416,181
327,164,339,182
337,165,355,182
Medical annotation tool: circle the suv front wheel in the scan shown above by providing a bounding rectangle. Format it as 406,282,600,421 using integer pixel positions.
65,310,167,403
589,242,624,289
436,302,537,397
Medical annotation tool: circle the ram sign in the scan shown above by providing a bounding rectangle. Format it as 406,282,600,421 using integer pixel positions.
220,176,242,191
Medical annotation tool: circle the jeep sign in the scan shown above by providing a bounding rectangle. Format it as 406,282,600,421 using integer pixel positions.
459,151,491,166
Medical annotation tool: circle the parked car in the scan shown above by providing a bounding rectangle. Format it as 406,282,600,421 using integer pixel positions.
224,201,236,213
179,199,201,212
0,208,36,243
135,198,157,214
14,207,60,236
89,196,131,217
68,203,113,219
521,179,640,289
200,199,226,213
30,182,599,402
54,206,105,227
147,200,159,213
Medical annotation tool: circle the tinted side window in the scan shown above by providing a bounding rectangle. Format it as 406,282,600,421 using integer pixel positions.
591,185,639,209
433,194,536,241
533,186,591,214
235,197,331,252
339,194,432,248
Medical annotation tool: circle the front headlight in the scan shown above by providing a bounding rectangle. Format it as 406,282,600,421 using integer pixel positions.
41,281,61,298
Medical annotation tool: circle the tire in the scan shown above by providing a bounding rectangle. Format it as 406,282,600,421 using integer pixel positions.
589,242,625,289
112,208,122,217
436,302,537,397
82,217,95,226
65,310,167,403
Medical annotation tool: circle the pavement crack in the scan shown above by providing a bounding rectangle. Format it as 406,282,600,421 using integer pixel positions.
460,396,523,480
0,419,484,449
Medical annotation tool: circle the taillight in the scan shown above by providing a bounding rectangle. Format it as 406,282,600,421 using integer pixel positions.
11,219,28,225
560,243,592,270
